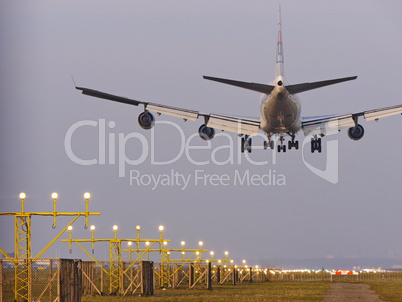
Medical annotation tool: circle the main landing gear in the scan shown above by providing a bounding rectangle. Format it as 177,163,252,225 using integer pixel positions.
263,135,275,150
241,135,252,153
287,133,299,150
311,135,322,153
241,134,301,153
277,134,298,153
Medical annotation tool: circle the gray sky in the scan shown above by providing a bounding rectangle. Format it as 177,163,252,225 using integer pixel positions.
1,0,402,269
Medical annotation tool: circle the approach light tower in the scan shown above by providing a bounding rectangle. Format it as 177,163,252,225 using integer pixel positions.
0,192,100,302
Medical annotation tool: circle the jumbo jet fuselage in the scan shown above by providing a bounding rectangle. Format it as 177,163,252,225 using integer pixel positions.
260,76,302,134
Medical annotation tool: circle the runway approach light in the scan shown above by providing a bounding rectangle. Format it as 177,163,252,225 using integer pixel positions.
181,241,185,246
19,192,26,199
113,225,118,231
51,192,58,199
84,192,91,199
90,225,95,231
199,241,203,246
159,225,164,231
68,226,73,231
136,225,141,230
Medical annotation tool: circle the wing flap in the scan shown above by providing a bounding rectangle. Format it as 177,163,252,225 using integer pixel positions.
302,114,354,136
145,103,199,121
364,104,402,121
207,114,260,135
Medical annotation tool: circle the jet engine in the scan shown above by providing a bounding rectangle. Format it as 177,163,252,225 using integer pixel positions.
138,111,155,130
198,124,215,140
348,124,364,140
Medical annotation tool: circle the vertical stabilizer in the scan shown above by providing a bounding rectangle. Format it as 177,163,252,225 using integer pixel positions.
276,5,284,76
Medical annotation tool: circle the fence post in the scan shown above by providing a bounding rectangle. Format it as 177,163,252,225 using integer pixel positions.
172,264,180,288
141,261,154,296
249,267,253,283
206,262,212,290
216,265,221,283
189,263,194,288
0,260,3,302
59,259,82,302
232,266,237,285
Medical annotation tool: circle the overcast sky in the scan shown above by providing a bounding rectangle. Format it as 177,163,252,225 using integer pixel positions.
1,0,402,269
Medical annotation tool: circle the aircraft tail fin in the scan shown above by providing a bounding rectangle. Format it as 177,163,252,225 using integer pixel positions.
276,5,284,77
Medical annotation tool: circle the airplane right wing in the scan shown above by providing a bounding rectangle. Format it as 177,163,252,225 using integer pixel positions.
302,104,402,136
76,86,260,136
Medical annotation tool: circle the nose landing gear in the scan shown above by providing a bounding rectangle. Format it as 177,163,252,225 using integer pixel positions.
277,136,286,152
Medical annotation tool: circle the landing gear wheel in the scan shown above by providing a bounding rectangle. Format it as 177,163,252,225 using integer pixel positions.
264,141,268,150
270,141,274,149
247,138,252,153
277,143,286,152
241,137,245,153
311,136,322,153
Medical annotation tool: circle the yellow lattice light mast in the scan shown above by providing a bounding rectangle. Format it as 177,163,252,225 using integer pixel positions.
62,224,171,295
0,192,100,302
14,192,31,302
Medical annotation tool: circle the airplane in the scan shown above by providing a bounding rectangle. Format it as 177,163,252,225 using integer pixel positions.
75,7,402,153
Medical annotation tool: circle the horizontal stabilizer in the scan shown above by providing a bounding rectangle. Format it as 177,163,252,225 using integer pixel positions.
203,76,275,95
286,76,357,94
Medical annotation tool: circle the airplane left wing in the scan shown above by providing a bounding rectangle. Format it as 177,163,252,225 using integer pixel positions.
76,86,260,135
76,86,199,120
302,104,402,136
